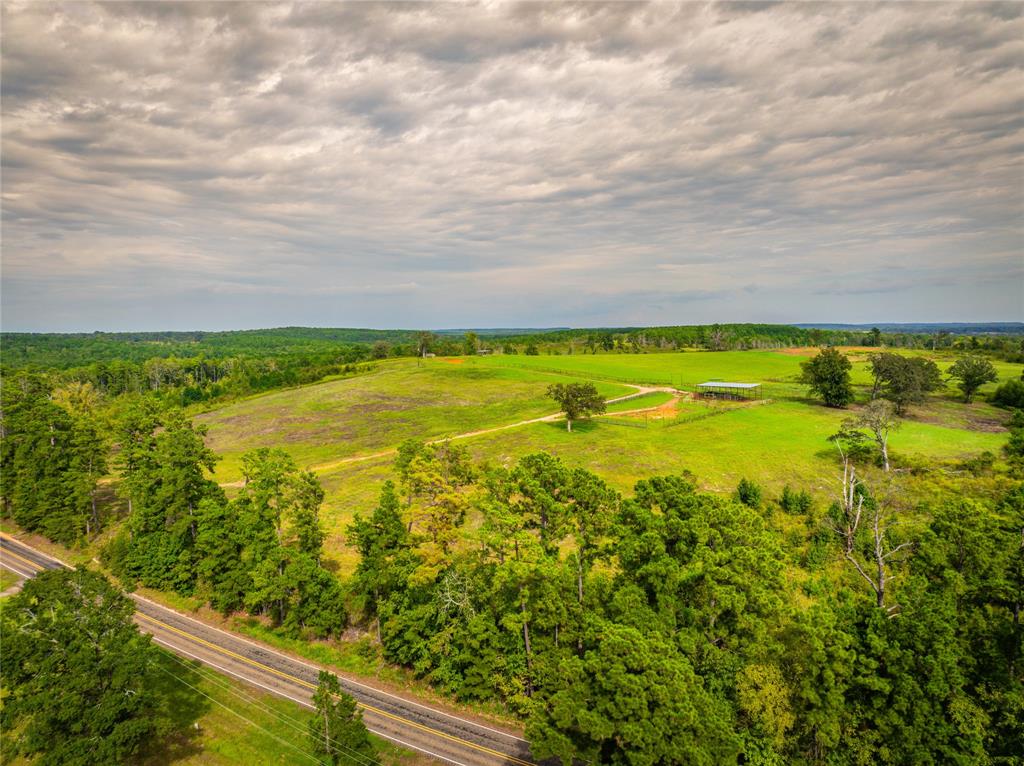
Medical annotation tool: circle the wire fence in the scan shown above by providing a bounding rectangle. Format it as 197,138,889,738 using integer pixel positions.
596,400,777,430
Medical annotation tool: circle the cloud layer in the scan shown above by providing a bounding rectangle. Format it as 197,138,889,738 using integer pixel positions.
2,1,1021,331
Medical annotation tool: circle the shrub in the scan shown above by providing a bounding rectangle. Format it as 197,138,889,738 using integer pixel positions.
992,379,1024,409
735,478,763,508
779,485,813,515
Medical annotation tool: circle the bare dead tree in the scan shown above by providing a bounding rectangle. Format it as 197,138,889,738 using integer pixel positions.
827,446,864,556
436,569,475,619
827,447,913,614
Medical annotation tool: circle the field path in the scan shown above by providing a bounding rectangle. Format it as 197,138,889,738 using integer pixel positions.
219,384,678,484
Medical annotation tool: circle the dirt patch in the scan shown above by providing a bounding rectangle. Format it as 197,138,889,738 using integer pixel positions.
777,345,877,357
441,358,465,364
907,408,1008,434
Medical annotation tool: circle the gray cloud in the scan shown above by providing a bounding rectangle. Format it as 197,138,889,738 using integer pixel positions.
2,0,1021,331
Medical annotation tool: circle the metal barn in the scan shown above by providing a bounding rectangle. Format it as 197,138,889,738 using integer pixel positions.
696,381,762,401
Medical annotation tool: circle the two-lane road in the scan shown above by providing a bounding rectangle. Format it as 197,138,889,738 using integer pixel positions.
0,534,537,766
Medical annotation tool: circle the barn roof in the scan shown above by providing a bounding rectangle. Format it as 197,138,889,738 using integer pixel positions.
696,381,761,389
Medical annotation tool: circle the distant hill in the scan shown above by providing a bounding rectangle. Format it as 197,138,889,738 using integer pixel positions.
434,327,571,337
794,322,1024,335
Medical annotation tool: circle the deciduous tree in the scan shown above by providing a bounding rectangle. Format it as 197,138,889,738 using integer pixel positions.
868,352,943,413
1,568,171,766
546,382,606,431
948,355,998,403
800,348,854,408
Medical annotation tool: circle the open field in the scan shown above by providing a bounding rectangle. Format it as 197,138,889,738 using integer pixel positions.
475,348,1023,397
602,390,676,413
197,359,631,483
192,351,1017,577
311,396,1005,574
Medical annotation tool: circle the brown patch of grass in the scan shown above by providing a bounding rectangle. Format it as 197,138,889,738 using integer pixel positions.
776,345,877,357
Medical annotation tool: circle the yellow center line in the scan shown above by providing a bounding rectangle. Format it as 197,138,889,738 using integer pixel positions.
1,534,535,765
135,612,534,766
0,546,45,572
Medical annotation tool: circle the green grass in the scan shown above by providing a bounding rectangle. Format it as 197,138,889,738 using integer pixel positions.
228,619,516,726
198,358,631,483
194,350,1015,578
140,649,416,766
454,399,1005,498
479,348,1023,398
0,568,23,593
603,391,675,413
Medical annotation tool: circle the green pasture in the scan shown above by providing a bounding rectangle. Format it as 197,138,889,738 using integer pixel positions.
312,396,1005,577
476,349,1023,399
198,359,631,483
458,399,1002,497
194,350,1015,577
603,391,675,413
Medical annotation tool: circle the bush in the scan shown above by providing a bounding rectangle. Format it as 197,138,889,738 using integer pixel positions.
779,485,813,515
735,478,763,508
992,379,1024,409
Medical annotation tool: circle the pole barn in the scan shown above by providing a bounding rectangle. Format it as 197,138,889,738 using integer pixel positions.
696,381,762,401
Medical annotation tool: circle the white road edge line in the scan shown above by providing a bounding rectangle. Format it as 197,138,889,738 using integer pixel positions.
2,535,527,747
150,637,472,766
0,559,36,578
132,591,529,744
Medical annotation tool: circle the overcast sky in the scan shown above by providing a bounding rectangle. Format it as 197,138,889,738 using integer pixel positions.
2,1,1021,332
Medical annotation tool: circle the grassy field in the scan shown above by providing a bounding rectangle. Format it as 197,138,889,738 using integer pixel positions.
459,399,1003,496
476,347,1022,397
603,391,675,413
197,359,631,483
187,351,1018,577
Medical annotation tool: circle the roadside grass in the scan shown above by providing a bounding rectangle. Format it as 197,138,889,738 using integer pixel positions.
0,568,23,592
228,620,518,727
140,648,421,766
198,359,631,483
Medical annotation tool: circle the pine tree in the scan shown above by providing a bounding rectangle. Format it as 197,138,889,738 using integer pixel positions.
308,672,378,765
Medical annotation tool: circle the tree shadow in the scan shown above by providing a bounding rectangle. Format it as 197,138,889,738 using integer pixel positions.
540,418,601,434
137,653,212,765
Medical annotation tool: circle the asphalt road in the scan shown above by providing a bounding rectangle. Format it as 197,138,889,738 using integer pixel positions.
0,533,539,766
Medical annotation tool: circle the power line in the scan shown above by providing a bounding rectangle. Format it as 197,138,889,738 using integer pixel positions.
155,649,380,766
161,650,313,733
151,659,324,765
160,651,379,766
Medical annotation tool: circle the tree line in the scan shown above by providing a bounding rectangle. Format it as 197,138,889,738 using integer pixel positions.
0,378,348,638
102,402,347,637
800,347,1006,410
